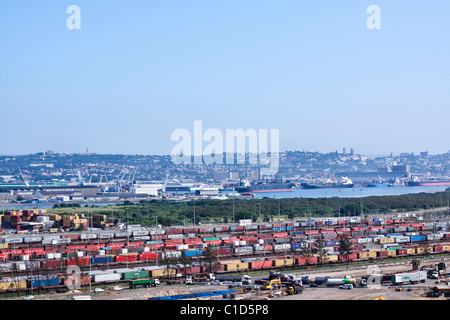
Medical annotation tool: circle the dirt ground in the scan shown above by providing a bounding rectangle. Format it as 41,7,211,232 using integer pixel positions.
26,258,450,301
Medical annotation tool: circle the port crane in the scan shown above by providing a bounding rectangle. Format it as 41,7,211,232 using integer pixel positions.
77,170,86,186
18,167,29,188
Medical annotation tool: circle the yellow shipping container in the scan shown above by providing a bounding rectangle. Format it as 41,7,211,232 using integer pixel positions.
442,245,450,252
387,250,396,257
220,260,241,265
0,281,27,291
225,262,249,271
326,255,338,262
274,258,294,267
0,243,8,249
406,248,415,255
150,269,176,278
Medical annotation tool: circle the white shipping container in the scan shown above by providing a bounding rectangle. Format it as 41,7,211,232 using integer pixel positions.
239,219,252,226
162,251,181,258
150,230,165,235
121,249,128,254
133,231,149,236
168,234,184,239
46,253,55,260
54,253,61,259
427,234,443,241
395,236,410,243
16,263,26,270
5,238,23,244
239,241,247,246
77,251,84,257
133,236,150,240
21,255,30,261
93,273,121,283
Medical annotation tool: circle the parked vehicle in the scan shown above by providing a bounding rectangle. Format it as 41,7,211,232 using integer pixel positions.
340,284,353,290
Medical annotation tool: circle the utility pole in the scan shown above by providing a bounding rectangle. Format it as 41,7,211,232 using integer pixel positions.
278,198,281,222
232,198,235,224
258,203,261,239
155,215,158,267
308,209,312,255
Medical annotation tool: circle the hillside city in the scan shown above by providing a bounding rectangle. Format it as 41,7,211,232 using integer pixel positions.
1,149,448,186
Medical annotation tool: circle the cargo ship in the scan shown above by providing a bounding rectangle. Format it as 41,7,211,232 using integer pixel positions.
406,179,450,187
235,181,294,193
301,177,354,189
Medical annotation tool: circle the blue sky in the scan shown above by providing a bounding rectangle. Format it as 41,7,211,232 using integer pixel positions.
1,1,449,155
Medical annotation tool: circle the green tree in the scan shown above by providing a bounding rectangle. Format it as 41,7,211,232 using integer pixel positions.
338,234,352,265
201,244,219,274
177,250,193,280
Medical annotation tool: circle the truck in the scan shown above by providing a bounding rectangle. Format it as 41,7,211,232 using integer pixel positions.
215,275,251,285
284,284,304,295
326,275,356,287
391,271,427,285
71,295,92,300
185,273,215,284
129,278,160,289
262,278,281,290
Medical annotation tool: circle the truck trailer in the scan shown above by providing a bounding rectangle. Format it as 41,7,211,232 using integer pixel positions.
391,271,427,285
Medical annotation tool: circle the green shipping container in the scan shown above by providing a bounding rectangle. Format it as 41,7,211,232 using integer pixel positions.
203,237,220,242
121,271,149,280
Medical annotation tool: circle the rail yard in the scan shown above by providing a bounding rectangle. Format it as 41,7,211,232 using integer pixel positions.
1,209,450,300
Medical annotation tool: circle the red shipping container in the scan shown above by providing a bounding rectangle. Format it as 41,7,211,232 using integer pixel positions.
139,252,159,260
377,251,389,258
249,260,274,269
126,242,144,248
42,259,62,269
65,257,90,266
339,253,357,261
62,235,80,240
273,232,289,238
115,255,137,262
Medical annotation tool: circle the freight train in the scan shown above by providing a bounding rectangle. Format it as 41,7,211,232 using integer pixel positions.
1,216,450,294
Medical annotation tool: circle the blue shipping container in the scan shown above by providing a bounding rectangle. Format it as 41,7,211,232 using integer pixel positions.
91,256,114,264
412,235,426,241
29,278,59,288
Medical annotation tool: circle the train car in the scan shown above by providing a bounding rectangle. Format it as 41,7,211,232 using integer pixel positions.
0,280,27,292
26,276,61,289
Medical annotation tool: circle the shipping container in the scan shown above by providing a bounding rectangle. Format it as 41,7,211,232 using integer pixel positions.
92,273,121,283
